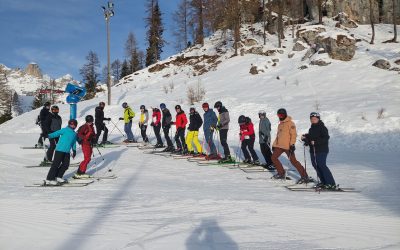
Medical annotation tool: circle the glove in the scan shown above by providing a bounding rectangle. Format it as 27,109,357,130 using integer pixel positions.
72,150,76,158
216,124,222,129
289,145,296,153
240,135,245,141
150,122,155,127
119,117,124,121
171,121,175,125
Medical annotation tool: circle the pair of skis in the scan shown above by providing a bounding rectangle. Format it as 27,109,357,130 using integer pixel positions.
25,174,117,188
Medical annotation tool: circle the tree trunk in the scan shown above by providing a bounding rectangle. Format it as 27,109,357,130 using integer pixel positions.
318,0,323,24
369,0,375,44
234,0,240,56
267,0,273,34
393,0,397,42
277,0,284,47
263,0,266,45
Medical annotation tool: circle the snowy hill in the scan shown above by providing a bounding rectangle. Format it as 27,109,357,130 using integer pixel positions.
0,20,399,249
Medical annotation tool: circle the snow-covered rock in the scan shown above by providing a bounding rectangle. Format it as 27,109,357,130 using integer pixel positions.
373,59,391,70
315,32,356,61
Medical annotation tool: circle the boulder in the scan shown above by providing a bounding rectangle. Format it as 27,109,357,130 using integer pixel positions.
288,52,295,58
315,33,356,61
389,67,400,72
372,59,391,70
249,65,258,75
296,26,326,45
333,12,358,28
244,39,258,46
310,59,331,66
298,65,308,70
246,46,264,55
293,41,308,51
395,59,400,65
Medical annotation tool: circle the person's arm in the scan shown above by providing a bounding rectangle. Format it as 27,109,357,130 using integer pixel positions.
315,126,330,145
289,122,297,146
48,128,64,139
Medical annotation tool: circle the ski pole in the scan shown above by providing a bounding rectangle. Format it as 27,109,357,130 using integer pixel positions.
312,145,320,184
110,119,126,138
108,119,120,135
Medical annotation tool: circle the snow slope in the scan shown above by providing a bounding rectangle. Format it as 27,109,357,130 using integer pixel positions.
0,21,399,249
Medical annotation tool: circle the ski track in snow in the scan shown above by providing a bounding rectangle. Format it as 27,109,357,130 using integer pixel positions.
1,133,400,250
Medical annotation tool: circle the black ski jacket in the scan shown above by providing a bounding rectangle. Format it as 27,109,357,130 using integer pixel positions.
44,113,62,134
39,107,50,128
304,120,330,153
162,108,172,128
188,112,203,131
95,106,105,125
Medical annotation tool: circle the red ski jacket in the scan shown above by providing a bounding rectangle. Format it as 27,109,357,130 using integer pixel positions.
77,123,96,146
152,109,161,126
240,122,255,140
175,111,188,129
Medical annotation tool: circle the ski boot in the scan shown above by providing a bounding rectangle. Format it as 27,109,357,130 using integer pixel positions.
242,158,252,164
271,173,286,180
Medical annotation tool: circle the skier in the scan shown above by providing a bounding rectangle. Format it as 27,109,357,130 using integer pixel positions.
172,105,188,154
238,115,260,164
301,112,336,189
138,105,149,143
214,101,233,163
119,102,136,143
151,107,164,148
44,105,62,163
45,119,78,185
202,102,219,160
258,110,274,170
160,103,174,152
36,101,51,148
271,108,311,183
74,115,96,179
186,107,203,155
94,101,111,145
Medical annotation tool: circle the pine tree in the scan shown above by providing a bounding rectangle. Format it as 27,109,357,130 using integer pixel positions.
172,0,190,51
111,59,122,84
191,0,204,46
120,60,130,79
125,32,142,73
0,68,12,123
145,0,164,67
12,91,22,116
79,51,100,99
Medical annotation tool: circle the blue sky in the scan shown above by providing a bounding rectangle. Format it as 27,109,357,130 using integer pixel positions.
0,0,180,79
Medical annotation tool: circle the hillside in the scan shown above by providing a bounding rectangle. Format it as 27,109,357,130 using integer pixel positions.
0,20,399,249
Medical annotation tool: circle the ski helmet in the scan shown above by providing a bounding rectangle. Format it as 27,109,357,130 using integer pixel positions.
310,112,320,119
51,105,59,113
190,106,196,113
277,108,287,121
68,119,78,128
140,105,145,110
238,115,246,124
202,102,209,109
44,101,51,107
258,110,266,116
99,101,105,107
160,103,166,110
175,105,182,110
214,101,222,109
85,115,94,123
122,102,128,108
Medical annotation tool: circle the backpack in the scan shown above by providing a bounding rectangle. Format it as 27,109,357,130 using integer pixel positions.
76,125,86,145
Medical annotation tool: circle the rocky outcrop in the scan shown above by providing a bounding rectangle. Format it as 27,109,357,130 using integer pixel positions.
315,33,356,61
25,63,42,78
244,39,258,47
333,12,358,28
249,65,259,75
395,59,400,65
310,59,331,66
293,41,308,51
297,26,326,45
373,59,391,70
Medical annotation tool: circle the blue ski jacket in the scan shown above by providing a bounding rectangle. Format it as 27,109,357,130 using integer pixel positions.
48,126,77,153
203,109,218,132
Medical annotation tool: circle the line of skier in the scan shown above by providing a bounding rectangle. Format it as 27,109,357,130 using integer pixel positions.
37,100,336,189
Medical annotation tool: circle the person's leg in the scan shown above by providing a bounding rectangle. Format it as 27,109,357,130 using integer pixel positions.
310,151,324,183
46,138,57,161
163,127,173,147
78,145,92,174
154,124,163,145
219,129,231,157
46,151,63,180
102,126,108,143
57,153,71,178
95,124,102,144
271,148,285,176
248,138,259,161
192,131,202,153
207,130,217,155
175,131,182,149
286,151,307,178
241,140,251,160
140,125,146,141
125,121,134,141
316,152,335,185
185,131,194,152
179,129,187,151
